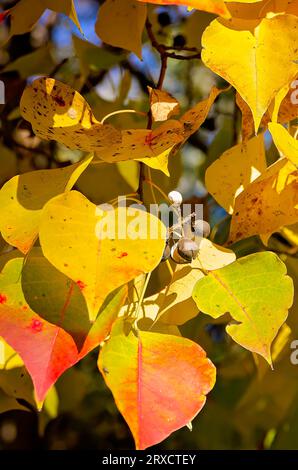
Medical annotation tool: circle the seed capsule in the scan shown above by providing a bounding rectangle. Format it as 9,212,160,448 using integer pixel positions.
193,220,211,238
168,190,183,206
170,237,200,264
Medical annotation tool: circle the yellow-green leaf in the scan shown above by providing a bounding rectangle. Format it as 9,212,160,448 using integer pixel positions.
193,252,294,364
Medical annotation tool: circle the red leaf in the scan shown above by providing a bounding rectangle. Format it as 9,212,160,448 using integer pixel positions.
0,10,10,23
98,320,216,449
0,258,127,404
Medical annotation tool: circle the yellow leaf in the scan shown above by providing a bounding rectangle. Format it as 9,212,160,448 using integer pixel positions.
0,155,93,254
39,191,166,321
95,0,147,59
20,77,121,152
137,146,176,176
193,252,293,364
20,78,227,174
46,0,81,31
138,1,263,18
202,15,298,132
269,123,298,167
8,0,81,37
196,238,236,270
148,87,180,122
229,158,298,244
205,134,267,213
96,121,184,163
136,262,204,326
179,86,224,140
125,241,235,326
0,338,23,370
227,0,298,19
236,93,269,141
76,161,139,205
237,82,298,141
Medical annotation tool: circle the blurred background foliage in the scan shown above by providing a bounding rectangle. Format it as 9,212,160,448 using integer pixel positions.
0,0,297,451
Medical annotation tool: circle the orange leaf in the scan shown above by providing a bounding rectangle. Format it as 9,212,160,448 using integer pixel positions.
98,319,216,449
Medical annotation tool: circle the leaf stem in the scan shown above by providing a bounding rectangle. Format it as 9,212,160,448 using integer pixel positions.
100,109,146,124
134,272,152,322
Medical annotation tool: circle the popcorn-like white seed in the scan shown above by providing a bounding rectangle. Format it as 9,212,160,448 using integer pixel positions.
168,190,183,205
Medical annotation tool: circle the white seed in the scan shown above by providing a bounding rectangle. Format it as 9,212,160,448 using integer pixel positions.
168,190,183,205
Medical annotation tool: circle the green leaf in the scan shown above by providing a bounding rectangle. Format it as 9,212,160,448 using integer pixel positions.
3,45,55,78
73,36,127,78
192,252,294,364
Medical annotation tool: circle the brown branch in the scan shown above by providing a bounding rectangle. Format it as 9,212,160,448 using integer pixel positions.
145,18,201,62
138,19,179,202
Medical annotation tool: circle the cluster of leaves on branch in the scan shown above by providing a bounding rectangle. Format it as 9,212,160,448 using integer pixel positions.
0,0,297,450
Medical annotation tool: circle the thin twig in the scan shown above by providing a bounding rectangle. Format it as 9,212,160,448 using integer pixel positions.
145,18,201,62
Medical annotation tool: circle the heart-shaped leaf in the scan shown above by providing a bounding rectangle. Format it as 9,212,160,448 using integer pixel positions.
96,0,147,59
39,191,166,321
98,319,216,449
202,15,298,132
193,252,294,364
0,154,92,254
0,256,127,403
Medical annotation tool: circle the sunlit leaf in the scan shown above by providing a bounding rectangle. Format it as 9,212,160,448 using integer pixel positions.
20,78,121,153
202,15,298,132
0,257,126,403
229,158,298,244
0,154,93,254
148,87,180,122
98,319,216,449
205,134,267,213
193,252,294,364
39,191,166,321
269,122,298,167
